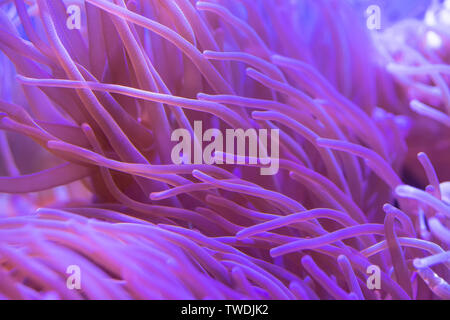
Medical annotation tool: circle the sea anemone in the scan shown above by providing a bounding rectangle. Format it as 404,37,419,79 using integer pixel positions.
0,0,449,300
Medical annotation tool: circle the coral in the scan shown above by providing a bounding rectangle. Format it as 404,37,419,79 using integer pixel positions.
0,0,448,300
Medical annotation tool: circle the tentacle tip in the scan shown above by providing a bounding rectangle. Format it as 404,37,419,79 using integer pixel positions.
251,110,264,118
417,151,426,158
300,255,313,265
196,92,208,100
195,1,207,9
192,170,210,182
80,123,92,133
409,99,422,109
149,193,160,201
413,258,424,269
245,67,258,75
395,185,412,196
15,74,27,82
269,248,280,258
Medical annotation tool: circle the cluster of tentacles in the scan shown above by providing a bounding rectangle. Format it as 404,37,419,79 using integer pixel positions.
0,0,449,299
